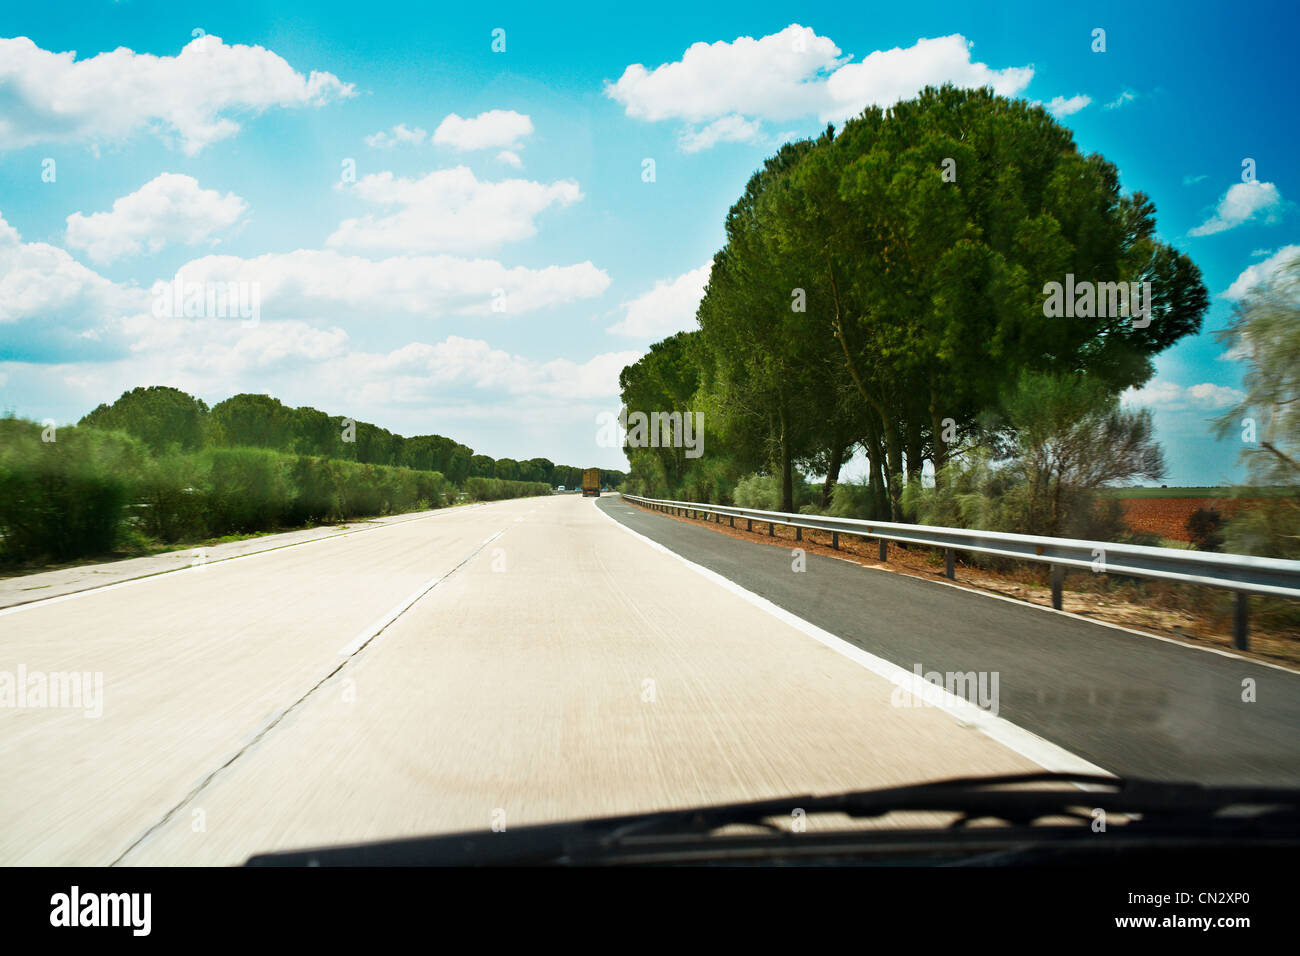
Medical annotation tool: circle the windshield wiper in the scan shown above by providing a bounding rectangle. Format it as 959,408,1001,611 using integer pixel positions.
245,772,1300,866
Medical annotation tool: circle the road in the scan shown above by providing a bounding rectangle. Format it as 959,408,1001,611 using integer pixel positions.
0,494,1295,865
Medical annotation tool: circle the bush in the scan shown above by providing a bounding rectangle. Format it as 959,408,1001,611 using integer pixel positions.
199,447,291,534
1186,507,1225,552
732,472,817,511
465,476,550,501
0,420,141,562
135,450,206,542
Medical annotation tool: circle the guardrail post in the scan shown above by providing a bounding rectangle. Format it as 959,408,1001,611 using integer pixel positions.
1050,564,1063,610
878,539,887,561
746,518,752,531
832,531,839,550
944,548,955,579
1234,592,1249,651
729,515,734,527
796,527,802,542
769,522,775,536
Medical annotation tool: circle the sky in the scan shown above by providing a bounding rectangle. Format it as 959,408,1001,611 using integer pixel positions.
0,0,1296,484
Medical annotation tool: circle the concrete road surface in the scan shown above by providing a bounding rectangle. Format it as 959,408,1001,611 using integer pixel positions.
0,494,1081,866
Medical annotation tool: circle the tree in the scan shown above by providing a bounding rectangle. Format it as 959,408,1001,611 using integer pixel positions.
79,385,209,453
1214,252,1300,558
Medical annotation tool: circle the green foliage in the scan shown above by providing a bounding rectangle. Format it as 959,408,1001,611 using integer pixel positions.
1186,508,1225,553
0,419,142,561
732,471,817,511
79,385,209,453
199,447,292,534
464,476,550,501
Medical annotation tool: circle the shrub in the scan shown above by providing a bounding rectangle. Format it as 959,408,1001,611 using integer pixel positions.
0,420,141,561
135,450,206,542
1186,507,1225,552
199,447,291,534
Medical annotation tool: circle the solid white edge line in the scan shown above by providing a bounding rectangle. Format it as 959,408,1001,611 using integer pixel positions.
625,498,1300,677
595,498,1116,785
0,501,504,618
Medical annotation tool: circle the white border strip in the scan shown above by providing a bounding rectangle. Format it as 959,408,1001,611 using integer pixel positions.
596,500,1114,783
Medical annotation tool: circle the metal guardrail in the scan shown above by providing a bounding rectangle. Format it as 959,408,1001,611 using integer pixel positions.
620,494,1300,651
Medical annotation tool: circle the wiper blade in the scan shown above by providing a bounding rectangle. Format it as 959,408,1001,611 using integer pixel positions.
245,772,1300,866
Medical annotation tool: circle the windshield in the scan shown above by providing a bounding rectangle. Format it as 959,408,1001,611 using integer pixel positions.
0,0,1296,916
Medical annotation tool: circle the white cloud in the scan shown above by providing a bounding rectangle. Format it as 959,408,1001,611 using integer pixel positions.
0,35,353,155
1045,94,1090,118
608,263,711,337
171,249,610,319
496,149,523,168
65,174,248,264
606,26,1034,150
1189,181,1286,236
1105,90,1138,110
327,166,582,254
337,337,640,401
1182,174,1208,186
607,25,845,124
823,35,1033,121
1123,379,1244,411
432,110,533,151
1222,244,1300,301
0,210,149,358
364,124,427,148
678,115,762,152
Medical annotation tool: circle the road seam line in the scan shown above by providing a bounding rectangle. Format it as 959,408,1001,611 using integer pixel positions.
108,524,509,866
595,500,1114,784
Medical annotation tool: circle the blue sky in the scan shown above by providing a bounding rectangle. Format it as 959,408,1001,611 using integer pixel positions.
0,0,1296,483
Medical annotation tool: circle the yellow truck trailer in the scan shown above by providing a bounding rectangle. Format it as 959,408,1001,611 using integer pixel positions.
582,468,601,497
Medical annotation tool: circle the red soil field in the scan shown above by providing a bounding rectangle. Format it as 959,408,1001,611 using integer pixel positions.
1120,497,1260,542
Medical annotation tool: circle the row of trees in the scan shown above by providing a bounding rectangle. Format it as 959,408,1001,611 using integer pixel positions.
621,85,1210,532
78,386,624,489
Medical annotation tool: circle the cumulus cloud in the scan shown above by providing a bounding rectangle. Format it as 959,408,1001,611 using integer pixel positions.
1222,244,1300,301
606,26,1034,149
327,166,583,254
822,34,1033,121
169,249,610,319
1123,380,1245,411
496,149,523,168
0,211,149,360
1189,181,1286,236
678,115,762,152
432,110,534,151
1045,94,1090,118
0,35,353,155
607,264,710,337
364,123,427,148
65,174,248,264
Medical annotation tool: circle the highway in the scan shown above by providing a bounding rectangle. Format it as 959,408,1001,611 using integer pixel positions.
0,493,1296,866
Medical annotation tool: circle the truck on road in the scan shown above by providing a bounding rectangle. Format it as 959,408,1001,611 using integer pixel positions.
582,468,601,497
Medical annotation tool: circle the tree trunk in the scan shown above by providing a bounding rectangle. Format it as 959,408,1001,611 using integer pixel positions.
779,399,794,513
820,441,845,509
930,383,948,490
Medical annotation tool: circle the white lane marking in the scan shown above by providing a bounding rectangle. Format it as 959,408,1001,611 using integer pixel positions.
0,502,498,617
624,502,1300,677
597,503,1113,783
337,527,508,657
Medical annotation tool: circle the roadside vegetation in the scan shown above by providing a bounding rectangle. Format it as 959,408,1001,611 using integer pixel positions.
617,85,1298,573
0,386,624,566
